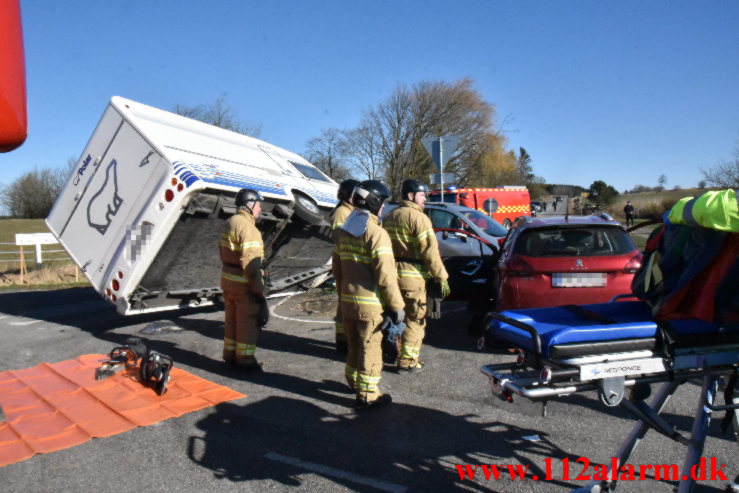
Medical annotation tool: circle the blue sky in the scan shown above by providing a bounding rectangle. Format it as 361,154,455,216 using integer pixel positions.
2,0,738,193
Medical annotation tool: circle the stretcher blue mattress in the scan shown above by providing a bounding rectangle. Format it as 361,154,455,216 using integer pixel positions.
487,302,723,358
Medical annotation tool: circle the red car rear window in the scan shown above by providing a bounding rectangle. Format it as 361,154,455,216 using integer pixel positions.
514,226,635,257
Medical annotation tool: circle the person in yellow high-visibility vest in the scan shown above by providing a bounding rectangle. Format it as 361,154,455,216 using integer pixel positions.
329,179,359,353
382,179,449,372
333,180,405,410
219,189,266,373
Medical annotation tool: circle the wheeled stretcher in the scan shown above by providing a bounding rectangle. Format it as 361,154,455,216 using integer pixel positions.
480,300,739,492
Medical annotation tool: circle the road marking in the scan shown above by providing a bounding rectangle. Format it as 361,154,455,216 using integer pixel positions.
270,293,466,324
264,452,407,493
270,294,333,324
9,319,41,326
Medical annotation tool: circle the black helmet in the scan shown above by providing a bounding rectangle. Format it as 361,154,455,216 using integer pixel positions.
235,188,264,212
337,179,360,203
401,179,429,199
352,180,391,216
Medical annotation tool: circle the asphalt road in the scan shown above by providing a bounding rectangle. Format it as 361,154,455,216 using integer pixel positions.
0,287,736,492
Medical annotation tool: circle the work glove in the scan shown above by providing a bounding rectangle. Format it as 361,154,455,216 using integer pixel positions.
254,295,270,330
438,279,450,299
380,308,405,331
426,280,444,319
426,296,442,319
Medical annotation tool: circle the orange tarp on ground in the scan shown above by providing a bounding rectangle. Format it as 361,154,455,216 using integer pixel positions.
0,354,245,466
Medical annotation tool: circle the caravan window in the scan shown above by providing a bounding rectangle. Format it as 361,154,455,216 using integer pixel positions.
290,162,331,183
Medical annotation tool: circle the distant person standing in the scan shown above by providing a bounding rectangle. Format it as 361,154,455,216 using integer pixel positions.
552,199,557,211
624,201,635,228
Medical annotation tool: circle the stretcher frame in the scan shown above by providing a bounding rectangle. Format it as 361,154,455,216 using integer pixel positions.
480,311,739,492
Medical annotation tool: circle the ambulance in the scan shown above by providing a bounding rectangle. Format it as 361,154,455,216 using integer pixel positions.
428,186,531,229
46,97,339,315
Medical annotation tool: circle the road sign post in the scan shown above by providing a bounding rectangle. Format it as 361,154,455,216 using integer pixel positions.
422,135,460,201
16,232,59,268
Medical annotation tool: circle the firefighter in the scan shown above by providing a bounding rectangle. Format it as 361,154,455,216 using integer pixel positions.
219,188,266,372
330,178,360,353
333,180,405,410
382,179,449,372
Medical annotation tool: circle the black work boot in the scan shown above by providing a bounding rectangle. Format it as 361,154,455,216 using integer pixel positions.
355,393,392,411
241,360,264,374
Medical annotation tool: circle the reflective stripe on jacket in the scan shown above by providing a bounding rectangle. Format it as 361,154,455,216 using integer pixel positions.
219,210,265,293
668,189,739,233
382,200,448,281
332,214,404,318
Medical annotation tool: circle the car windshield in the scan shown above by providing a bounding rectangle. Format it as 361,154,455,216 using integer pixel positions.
428,193,457,203
460,210,507,236
514,226,635,257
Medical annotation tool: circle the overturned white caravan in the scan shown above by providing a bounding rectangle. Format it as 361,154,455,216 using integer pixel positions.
47,97,338,315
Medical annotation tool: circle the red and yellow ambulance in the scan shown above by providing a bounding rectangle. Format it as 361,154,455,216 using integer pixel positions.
428,186,531,229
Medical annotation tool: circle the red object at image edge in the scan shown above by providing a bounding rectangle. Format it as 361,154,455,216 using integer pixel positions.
0,0,28,153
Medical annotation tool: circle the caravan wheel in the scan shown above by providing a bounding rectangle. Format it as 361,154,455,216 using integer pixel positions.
292,194,325,225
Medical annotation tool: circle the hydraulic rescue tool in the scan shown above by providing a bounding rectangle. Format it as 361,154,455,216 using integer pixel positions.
95,337,147,380
139,350,174,396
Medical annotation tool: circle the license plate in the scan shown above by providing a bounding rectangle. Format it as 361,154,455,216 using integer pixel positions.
552,272,606,288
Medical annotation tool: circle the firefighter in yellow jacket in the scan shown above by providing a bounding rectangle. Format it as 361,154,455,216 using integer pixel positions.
330,179,359,353
219,188,266,372
333,180,405,410
383,179,449,372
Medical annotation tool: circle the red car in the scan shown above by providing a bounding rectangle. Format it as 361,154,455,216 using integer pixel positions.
494,214,642,310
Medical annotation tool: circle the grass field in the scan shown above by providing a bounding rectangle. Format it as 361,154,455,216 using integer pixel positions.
0,218,50,243
603,187,713,221
0,218,87,289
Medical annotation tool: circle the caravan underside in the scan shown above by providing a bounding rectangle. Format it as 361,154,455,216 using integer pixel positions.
127,189,333,313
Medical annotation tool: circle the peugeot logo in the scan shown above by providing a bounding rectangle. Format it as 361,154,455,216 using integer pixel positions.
575,258,584,267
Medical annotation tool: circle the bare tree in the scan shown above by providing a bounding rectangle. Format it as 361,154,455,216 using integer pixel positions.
0,156,80,218
304,128,350,181
348,78,499,195
343,124,384,180
0,168,65,218
702,145,739,188
174,94,262,137
657,174,667,191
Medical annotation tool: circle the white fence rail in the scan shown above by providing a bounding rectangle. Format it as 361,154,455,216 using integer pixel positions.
0,233,77,283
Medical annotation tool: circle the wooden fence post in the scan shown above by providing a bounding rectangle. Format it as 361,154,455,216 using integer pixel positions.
19,245,26,283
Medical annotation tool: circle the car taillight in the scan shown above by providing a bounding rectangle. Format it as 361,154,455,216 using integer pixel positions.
505,256,534,277
623,253,643,273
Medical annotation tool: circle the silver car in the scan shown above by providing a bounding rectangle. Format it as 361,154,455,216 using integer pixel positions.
382,202,507,302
